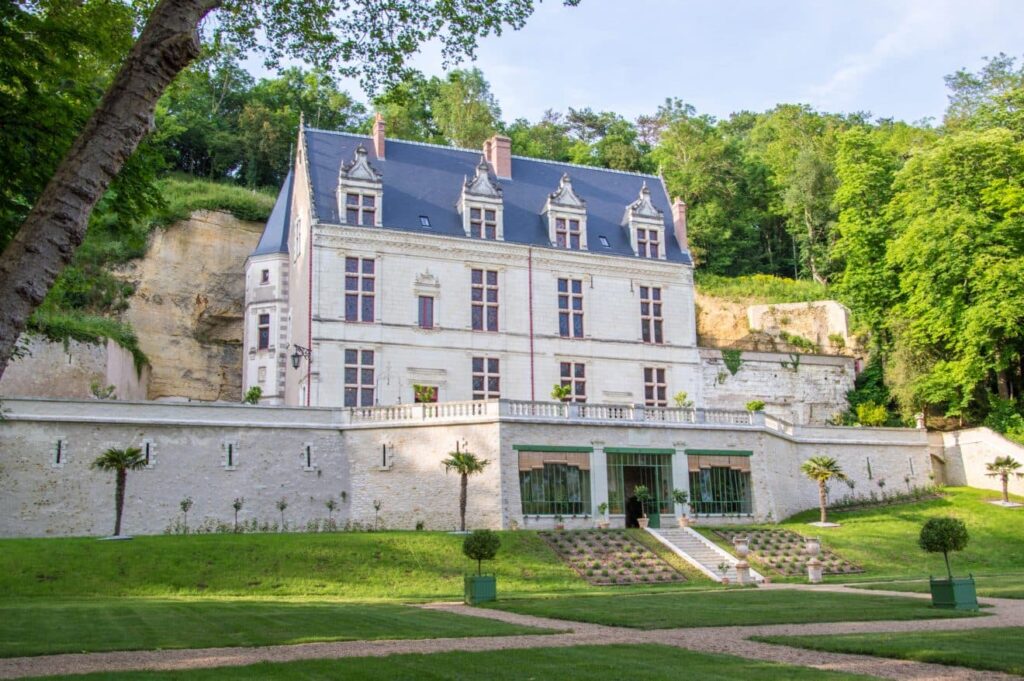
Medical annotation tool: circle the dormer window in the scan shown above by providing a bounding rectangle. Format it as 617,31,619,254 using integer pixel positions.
544,174,587,251
337,144,383,227
626,182,666,260
460,158,503,240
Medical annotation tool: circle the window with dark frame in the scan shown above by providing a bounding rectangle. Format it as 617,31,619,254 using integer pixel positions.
472,357,500,399
143,442,152,466
304,445,312,469
55,440,64,465
344,349,375,407
469,207,497,239
471,268,499,331
260,269,270,284
555,217,581,249
345,192,376,226
644,367,667,407
640,286,664,344
598,235,610,248
344,257,375,322
417,295,434,329
637,228,660,258
559,361,587,403
257,313,271,350
557,278,584,338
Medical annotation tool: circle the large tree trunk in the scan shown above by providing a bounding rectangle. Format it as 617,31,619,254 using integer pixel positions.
114,469,127,536
0,0,218,378
459,474,468,532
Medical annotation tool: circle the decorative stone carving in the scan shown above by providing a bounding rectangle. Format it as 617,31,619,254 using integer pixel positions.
625,182,666,260
337,145,383,227
340,144,382,182
464,158,502,198
459,157,504,240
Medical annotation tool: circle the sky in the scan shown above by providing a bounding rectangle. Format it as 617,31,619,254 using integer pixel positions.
368,0,1024,124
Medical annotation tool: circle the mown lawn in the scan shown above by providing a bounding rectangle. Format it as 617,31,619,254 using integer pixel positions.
851,573,1024,599
0,600,551,658
485,589,977,629
0,531,590,600
698,487,1024,582
755,627,1024,676
28,644,876,681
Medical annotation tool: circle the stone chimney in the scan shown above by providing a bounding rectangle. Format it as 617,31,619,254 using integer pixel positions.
372,112,386,160
672,197,689,251
484,134,512,179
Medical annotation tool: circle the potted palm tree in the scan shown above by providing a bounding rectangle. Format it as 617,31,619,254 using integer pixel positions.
634,485,653,529
672,488,690,527
985,456,1023,505
919,517,977,610
442,443,490,532
800,456,847,525
463,529,501,604
91,446,147,537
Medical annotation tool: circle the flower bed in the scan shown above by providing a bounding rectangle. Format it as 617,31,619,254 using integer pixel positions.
714,529,862,577
539,529,686,586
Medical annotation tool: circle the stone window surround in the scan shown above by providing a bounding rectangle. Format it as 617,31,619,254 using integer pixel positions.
544,174,588,251
344,347,376,407
343,256,377,323
557,277,585,339
301,442,316,471
471,356,500,400
558,359,588,403
142,438,156,469
643,366,668,407
52,436,68,468
639,284,665,345
469,266,500,333
461,196,504,241
223,439,239,471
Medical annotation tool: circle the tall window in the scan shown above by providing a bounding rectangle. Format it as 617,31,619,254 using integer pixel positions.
345,193,376,226
559,361,587,402
345,257,375,322
471,269,498,331
640,286,664,344
555,218,581,249
519,454,591,515
470,207,497,239
257,313,270,350
344,349,375,407
418,296,434,329
472,357,500,399
637,228,660,258
558,278,584,338
644,367,667,407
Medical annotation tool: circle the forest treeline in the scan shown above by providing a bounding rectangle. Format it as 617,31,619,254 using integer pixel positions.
1,2,1022,432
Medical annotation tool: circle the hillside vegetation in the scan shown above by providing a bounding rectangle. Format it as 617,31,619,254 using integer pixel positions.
695,273,830,304
25,177,275,368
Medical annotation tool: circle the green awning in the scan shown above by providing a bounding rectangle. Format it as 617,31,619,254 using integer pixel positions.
684,449,753,457
512,444,594,453
604,447,675,455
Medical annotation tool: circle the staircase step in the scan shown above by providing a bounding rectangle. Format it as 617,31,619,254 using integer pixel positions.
646,527,762,584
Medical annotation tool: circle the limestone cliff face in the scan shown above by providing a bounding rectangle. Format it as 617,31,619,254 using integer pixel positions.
119,210,263,402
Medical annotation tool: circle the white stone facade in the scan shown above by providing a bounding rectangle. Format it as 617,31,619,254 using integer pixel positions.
0,397,936,537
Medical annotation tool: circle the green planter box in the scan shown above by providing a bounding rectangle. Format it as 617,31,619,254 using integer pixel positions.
464,574,496,605
929,575,979,611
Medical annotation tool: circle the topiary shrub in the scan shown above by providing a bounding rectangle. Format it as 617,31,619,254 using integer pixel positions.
919,517,969,580
463,529,501,575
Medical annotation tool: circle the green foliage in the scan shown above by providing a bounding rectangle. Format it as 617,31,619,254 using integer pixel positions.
672,391,694,409
27,309,146,372
745,400,765,412
722,348,743,375
463,529,501,575
695,273,828,303
430,68,501,149
919,517,969,579
154,175,276,224
983,397,1024,436
828,333,846,349
551,384,572,402
671,489,689,506
856,402,889,427
633,485,653,515
779,331,818,353
242,387,262,405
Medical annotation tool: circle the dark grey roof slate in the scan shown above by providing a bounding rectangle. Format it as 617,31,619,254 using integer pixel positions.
264,129,691,265
251,170,293,256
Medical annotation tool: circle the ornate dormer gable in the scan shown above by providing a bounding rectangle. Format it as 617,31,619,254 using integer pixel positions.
543,173,588,250
458,157,504,240
337,144,383,227
625,182,666,260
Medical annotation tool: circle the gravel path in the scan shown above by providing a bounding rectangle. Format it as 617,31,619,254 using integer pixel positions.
2,585,1021,680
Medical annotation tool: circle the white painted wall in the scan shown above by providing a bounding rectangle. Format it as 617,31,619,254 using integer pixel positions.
941,428,1024,498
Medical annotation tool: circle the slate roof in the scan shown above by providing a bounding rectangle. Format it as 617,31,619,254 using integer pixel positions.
253,129,691,265
251,170,293,256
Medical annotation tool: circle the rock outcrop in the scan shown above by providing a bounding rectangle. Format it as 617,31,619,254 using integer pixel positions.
119,210,263,402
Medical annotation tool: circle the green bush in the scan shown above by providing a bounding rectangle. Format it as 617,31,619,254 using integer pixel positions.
856,402,889,427
695,273,828,303
919,517,969,579
463,530,501,575
779,331,819,353
746,400,766,412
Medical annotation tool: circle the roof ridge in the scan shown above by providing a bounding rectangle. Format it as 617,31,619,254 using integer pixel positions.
303,127,660,180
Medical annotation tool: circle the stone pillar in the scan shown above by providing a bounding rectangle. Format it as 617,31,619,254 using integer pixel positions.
591,441,608,525
806,537,823,584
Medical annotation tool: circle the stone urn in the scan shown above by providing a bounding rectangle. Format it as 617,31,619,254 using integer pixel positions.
805,536,823,583
733,536,752,585
638,516,650,529
677,515,690,528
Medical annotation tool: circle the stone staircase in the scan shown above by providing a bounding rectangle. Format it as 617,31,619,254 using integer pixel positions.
648,526,763,583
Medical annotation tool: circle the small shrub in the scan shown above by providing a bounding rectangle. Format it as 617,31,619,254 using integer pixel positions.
463,529,501,576
856,402,888,427
745,400,766,412
919,517,969,580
